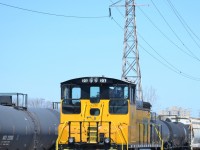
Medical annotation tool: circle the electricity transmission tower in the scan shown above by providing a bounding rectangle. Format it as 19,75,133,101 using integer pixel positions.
121,0,143,101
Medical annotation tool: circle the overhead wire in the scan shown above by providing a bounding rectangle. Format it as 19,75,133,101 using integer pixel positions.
166,0,200,49
138,7,200,62
109,0,124,18
111,16,124,30
109,1,124,30
138,32,179,72
150,0,200,61
109,0,123,7
109,3,200,81
1,1,199,81
139,44,200,81
167,0,200,42
0,2,109,19
138,44,178,74
138,33,200,81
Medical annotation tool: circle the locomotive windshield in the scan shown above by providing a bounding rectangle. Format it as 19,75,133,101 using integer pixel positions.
109,85,128,99
62,86,81,114
109,85,128,114
61,77,135,114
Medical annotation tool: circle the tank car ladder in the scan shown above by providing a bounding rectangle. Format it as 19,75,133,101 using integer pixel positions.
26,110,40,149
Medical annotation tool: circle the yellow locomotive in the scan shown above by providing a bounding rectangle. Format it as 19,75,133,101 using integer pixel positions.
56,77,163,150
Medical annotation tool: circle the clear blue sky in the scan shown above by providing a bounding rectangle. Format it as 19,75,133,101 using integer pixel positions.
0,0,199,117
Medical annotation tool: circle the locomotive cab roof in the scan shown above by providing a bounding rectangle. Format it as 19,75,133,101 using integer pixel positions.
61,76,136,86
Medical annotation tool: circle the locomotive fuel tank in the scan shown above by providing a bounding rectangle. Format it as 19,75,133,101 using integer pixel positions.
0,105,59,150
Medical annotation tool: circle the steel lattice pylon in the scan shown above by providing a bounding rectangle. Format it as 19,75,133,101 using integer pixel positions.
121,0,143,101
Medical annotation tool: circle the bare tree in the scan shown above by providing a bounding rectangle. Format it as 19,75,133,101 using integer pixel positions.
143,86,161,113
28,98,52,108
143,86,157,104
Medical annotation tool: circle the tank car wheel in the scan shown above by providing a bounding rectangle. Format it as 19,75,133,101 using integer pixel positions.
164,142,172,150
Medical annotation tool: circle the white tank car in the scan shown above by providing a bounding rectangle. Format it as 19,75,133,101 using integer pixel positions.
190,118,200,149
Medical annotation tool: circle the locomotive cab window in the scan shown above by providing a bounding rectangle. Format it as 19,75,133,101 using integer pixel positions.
109,85,128,114
90,86,100,103
72,87,81,99
130,85,135,104
109,85,128,99
109,99,128,114
62,86,81,114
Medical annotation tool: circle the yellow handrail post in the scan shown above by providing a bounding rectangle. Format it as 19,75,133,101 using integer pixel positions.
112,121,124,150
56,121,68,149
119,124,128,150
56,139,59,150
152,124,164,150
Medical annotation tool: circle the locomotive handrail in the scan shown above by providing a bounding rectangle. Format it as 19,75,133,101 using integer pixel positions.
56,121,68,150
81,104,87,130
63,120,112,143
57,121,128,150
151,124,164,150
119,123,128,150
111,121,124,150
82,103,87,118
69,120,125,150
56,139,58,150
99,103,104,124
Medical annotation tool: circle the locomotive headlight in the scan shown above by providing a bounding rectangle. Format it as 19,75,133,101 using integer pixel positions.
94,77,98,83
104,137,110,144
89,77,93,83
68,137,75,144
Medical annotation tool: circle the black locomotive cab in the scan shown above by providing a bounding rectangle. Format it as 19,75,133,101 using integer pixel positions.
61,77,136,115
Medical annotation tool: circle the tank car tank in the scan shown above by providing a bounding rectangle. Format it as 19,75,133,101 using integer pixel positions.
151,119,190,149
160,116,200,149
0,93,60,150
190,118,200,149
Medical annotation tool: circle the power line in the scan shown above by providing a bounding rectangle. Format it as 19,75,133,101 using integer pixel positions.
0,2,109,19
2,1,199,81
138,32,200,81
109,0,124,17
110,1,200,62
109,0,125,29
139,44,178,73
167,0,200,42
166,0,200,50
110,16,124,30
110,15,200,81
151,0,200,61
110,0,123,7
138,7,200,62
138,32,180,73
139,44,200,81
